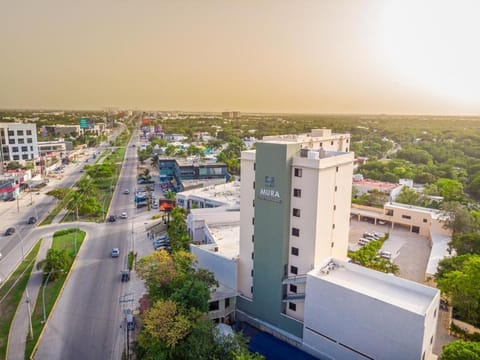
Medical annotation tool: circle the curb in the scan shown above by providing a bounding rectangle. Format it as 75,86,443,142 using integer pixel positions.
29,231,88,360
4,240,43,360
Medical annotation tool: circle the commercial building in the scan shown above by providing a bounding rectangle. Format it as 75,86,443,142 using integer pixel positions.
186,129,439,359
0,123,39,174
158,158,228,192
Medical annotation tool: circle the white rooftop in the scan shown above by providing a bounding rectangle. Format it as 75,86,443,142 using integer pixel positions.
207,224,240,259
427,232,452,275
310,259,438,315
179,181,240,206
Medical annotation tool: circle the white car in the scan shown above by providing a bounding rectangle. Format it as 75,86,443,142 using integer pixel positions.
120,212,128,219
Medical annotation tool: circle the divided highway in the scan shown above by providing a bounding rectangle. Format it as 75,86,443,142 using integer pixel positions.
35,140,140,359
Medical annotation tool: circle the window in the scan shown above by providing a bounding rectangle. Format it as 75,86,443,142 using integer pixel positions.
294,168,302,177
225,298,230,308
320,142,323,147
288,302,296,311
18,138,24,144
251,252,254,260
251,235,254,242
253,181,255,189
290,265,298,275
402,215,411,219
12,146,18,152
21,146,28,152
332,223,335,229
252,217,255,225
434,309,437,318
423,218,428,223
27,138,32,143
253,163,256,170
430,336,433,345
26,130,32,135
13,155,19,160
252,200,255,207
209,301,219,311
293,188,301,197
8,130,14,136
251,269,254,277
22,154,28,160
331,141,334,145
17,130,24,136
292,228,300,237
333,205,336,211
291,247,299,256
334,186,338,191
346,139,349,143
336,166,339,172
386,210,394,216
250,286,253,294
292,208,300,217
9,139,15,144
30,146,33,151
289,284,297,293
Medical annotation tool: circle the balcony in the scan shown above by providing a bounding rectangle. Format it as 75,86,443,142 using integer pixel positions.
282,275,307,285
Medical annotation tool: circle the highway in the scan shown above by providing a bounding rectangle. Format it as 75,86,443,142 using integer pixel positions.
34,133,142,359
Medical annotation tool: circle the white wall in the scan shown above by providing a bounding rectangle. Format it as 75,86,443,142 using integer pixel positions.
191,245,238,290
303,272,432,360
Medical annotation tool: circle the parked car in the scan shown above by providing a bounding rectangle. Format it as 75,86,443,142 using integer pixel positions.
120,212,128,219
108,215,117,222
111,248,120,258
379,250,392,260
124,189,130,194
27,216,37,224
358,238,371,245
5,227,15,236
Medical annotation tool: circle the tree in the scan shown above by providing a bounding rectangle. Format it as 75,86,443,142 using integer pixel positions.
442,202,477,235
138,300,192,356
436,178,465,203
170,279,210,313
449,233,480,256
43,248,71,280
168,207,191,252
395,186,422,206
436,255,480,326
441,340,480,360
136,250,177,299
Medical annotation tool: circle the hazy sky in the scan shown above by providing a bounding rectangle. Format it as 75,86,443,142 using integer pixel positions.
1,0,479,115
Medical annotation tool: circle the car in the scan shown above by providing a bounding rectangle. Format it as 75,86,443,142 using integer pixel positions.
358,238,371,245
27,216,37,224
111,248,120,258
108,215,117,222
124,189,130,194
0,252,2,261
120,212,128,219
4,197,15,202
5,227,15,236
121,270,130,282
379,250,392,260
377,220,388,225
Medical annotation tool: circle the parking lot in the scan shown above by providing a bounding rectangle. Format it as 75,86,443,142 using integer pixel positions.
349,218,431,282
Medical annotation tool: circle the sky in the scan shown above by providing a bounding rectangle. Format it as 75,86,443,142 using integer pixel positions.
0,0,479,115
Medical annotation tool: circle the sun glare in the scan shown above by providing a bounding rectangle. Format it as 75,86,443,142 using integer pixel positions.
379,0,480,104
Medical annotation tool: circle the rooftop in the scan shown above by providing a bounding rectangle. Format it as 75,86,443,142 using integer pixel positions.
353,178,401,191
179,181,241,206
261,128,349,144
310,259,438,315
206,223,240,259
386,202,445,219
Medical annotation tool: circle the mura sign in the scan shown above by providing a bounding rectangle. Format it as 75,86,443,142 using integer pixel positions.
258,188,281,203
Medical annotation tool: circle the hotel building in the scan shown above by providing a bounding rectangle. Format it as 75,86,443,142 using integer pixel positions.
187,129,439,359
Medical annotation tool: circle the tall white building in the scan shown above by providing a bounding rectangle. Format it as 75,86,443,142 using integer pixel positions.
234,129,439,360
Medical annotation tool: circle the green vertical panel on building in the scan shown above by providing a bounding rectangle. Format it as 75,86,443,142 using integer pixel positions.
238,141,303,338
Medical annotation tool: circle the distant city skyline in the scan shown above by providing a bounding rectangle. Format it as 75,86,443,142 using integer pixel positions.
1,0,479,115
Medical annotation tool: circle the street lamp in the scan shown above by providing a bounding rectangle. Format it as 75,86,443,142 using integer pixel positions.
42,269,64,323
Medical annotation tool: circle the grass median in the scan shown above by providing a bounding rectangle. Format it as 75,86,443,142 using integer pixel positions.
25,228,85,359
0,241,41,359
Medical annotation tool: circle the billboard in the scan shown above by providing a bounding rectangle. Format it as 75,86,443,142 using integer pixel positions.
79,118,89,129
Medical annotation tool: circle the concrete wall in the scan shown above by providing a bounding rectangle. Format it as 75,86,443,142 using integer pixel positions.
191,244,238,290
303,271,436,360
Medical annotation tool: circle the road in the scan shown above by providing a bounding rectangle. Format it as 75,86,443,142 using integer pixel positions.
35,134,141,360
0,149,95,283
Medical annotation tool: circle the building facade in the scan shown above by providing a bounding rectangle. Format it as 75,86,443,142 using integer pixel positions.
0,123,39,168
237,130,354,336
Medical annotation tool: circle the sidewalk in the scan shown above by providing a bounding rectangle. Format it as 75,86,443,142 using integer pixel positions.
7,236,53,360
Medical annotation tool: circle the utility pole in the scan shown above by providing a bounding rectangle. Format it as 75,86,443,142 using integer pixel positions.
119,293,134,360
25,288,33,339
